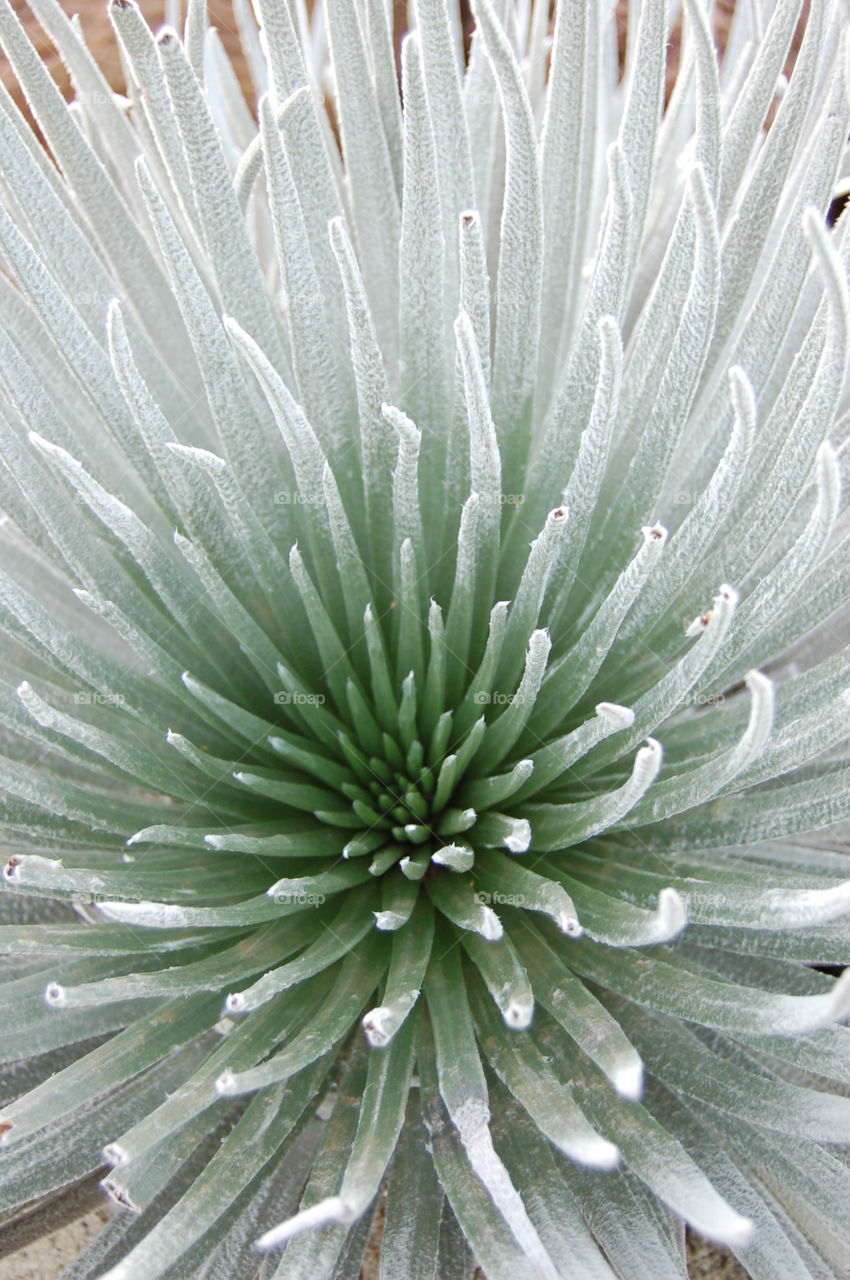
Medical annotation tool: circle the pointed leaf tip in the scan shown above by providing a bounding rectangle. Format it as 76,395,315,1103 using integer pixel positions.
613,1055,644,1101
595,702,634,729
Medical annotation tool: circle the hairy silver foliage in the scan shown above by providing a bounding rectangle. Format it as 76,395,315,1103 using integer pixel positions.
0,0,850,1276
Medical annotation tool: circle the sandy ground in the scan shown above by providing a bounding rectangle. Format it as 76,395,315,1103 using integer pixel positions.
0,1204,113,1279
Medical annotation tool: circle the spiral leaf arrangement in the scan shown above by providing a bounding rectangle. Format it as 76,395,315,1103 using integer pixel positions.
1,0,850,1275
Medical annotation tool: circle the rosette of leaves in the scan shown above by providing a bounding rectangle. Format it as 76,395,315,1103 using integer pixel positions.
1,0,850,1276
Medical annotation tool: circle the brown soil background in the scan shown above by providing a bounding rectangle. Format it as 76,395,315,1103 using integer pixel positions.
4,1,739,119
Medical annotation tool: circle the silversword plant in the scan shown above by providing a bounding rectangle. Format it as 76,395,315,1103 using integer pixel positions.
1,0,850,1276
